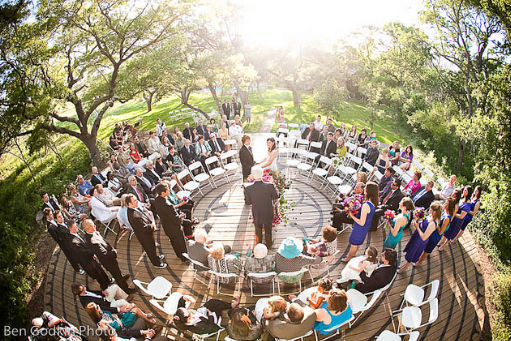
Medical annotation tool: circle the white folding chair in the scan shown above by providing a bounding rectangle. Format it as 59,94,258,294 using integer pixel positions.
182,252,211,286
210,270,240,296
392,165,404,179
314,315,355,340
362,161,374,174
247,272,277,297
133,276,172,299
312,156,332,186
297,149,313,175
220,152,239,181
345,142,357,153
357,147,367,157
177,169,201,197
346,289,382,325
373,170,384,182
188,161,210,191
296,138,310,150
288,123,299,129
275,330,316,341
205,156,228,187
423,168,434,179
412,160,423,170
376,330,420,341
276,268,308,295
150,292,192,315
192,318,224,341
401,280,440,308
310,141,322,153
394,298,438,332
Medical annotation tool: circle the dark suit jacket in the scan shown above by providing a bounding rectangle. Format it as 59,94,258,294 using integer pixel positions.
244,181,279,227
378,175,394,195
42,197,61,212
155,161,170,177
208,138,225,154
78,289,119,314
183,128,192,140
84,232,117,265
127,207,155,247
320,140,337,158
66,233,95,267
135,142,149,157
126,184,148,203
144,169,161,186
136,175,153,196
364,147,379,166
412,189,435,210
301,128,320,142
239,145,255,179
47,222,70,245
380,189,405,211
180,145,196,166
222,103,231,118
355,264,396,294
91,173,106,186
196,125,207,136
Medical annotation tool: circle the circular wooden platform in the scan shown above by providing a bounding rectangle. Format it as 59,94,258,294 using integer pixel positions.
44,164,488,340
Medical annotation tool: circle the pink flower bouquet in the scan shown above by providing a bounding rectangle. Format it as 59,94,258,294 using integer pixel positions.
342,196,362,215
384,210,395,223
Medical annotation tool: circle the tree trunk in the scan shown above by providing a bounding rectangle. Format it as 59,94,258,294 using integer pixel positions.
208,83,223,115
291,87,301,108
456,139,465,172
82,134,106,169
182,102,210,121
256,81,264,102
143,90,155,112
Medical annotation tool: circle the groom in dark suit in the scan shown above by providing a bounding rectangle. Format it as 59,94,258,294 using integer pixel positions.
239,135,255,180
244,166,279,248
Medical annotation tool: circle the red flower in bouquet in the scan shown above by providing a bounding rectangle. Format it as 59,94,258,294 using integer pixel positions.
384,210,395,223
413,208,425,221
342,196,362,215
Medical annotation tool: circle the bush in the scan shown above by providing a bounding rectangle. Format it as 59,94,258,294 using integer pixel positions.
492,272,511,341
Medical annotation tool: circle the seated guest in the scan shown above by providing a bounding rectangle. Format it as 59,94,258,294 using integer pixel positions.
188,228,211,269
388,141,401,166
190,127,200,143
208,132,225,156
161,130,174,149
105,171,123,196
195,135,212,171
146,131,162,155
119,152,136,174
221,114,230,129
301,122,320,143
377,167,395,197
90,187,119,223
31,311,82,340
95,184,121,207
245,243,275,284
128,143,142,164
91,166,106,186
356,128,369,149
175,131,185,152
439,174,456,200
314,115,324,131
204,125,213,141
335,247,379,286
154,154,173,178
117,194,134,231
319,125,330,142
275,237,321,274
180,139,197,166
126,175,148,204
109,135,122,151
404,170,422,196
354,248,397,293
196,119,207,136
294,278,333,309
41,191,60,212
174,297,240,335
316,132,337,164
97,321,157,341
144,160,162,185
305,225,337,257
112,162,130,184
412,180,435,210
364,140,380,166
229,118,244,144
69,183,90,215
218,121,230,140
209,118,218,132
166,145,186,173
370,179,404,230
77,174,93,196
227,308,263,341
335,137,347,158
85,302,156,332
313,289,353,335
182,122,193,141
61,196,78,222
346,125,357,143
71,282,131,312
375,147,391,174
208,242,242,280
332,182,365,231
258,296,287,322
326,117,336,132
399,145,414,171
134,135,149,157
135,167,154,196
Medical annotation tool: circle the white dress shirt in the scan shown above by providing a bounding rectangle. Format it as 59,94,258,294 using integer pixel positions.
90,196,118,223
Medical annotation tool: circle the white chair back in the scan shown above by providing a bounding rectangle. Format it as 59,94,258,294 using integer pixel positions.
205,155,220,166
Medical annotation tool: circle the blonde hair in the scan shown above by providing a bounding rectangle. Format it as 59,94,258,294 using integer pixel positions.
209,242,225,260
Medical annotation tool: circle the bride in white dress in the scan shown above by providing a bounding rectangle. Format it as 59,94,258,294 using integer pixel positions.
259,137,278,172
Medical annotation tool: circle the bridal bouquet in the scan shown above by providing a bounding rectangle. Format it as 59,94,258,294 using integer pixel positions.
262,169,294,227
413,208,425,222
384,210,395,223
342,196,362,216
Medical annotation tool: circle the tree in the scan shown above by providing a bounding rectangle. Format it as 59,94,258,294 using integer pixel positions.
1,0,188,167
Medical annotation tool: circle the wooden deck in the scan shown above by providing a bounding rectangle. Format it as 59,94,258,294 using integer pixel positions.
44,165,488,340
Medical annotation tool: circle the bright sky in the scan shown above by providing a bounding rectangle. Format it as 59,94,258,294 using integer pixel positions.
234,0,425,47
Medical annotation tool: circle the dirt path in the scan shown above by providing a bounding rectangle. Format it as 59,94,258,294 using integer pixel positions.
258,107,276,133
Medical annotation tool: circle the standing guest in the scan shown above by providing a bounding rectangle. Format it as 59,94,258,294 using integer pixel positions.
156,118,166,137
153,182,192,262
45,209,82,274
388,141,401,166
437,189,462,250
411,180,435,210
69,184,90,214
375,148,391,174
417,198,455,265
218,121,230,140
313,289,353,335
175,131,185,152
440,185,473,246
41,191,60,212
195,135,212,171
234,98,242,116
399,201,442,273
346,125,357,143
229,117,244,144
454,185,481,241
244,102,252,125
383,198,414,249
126,194,166,268
182,122,193,141
439,175,456,200
371,179,405,231
399,145,414,171
134,136,149,157
77,175,93,196
313,115,324,131
126,175,148,204
180,139,197,166
404,170,422,196
244,166,279,248
128,143,142,164
223,99,232,120
342,182,378,262
91,167,106,186
67,220,111,290
239,135,255,180
221,114,230,129
146,131,161,155
364,140,380,166
354,248,397,294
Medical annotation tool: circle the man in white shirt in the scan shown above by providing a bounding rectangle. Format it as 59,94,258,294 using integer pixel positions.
440,174,456,200
90,187,120,223
155,118,166,137
96,184,121,206
313,114,324,131
229,118,243,145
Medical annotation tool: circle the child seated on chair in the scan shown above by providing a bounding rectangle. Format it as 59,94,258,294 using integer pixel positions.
305,226,337,257
336,246,378,288
306,278,333,309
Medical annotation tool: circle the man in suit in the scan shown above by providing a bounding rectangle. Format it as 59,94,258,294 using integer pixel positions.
222,100,231,120
41,191,60,212
144,161,161,186
187,228,210,270
83,219,135,293
67,220,111,290
315,132,337,163
134,135,149,157
182,122,193,141
91,167,106,186
196,119,207,136
412,180,435,210
378,167,395,197
265,301,316,340
319,125,330,142
301,122,320,142
371,179,405,230
126,194,166,268
71,282,134,314
46,209,82,273
126,175,148,204
135,167,154,197
208,132,225,156
221,114,230,129
354,248,397,294
364,140,380,166
180,139,196,166
244,166,279,248
239,135,255,180
153,183,191,263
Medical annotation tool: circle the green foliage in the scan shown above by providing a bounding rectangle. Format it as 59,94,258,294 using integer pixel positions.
491,272,511,340
313,78,348,116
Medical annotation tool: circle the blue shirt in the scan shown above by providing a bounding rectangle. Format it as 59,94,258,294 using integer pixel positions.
314,302,353,335
78,180,92,196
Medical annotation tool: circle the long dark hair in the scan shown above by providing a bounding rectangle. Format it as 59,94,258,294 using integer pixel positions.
461,185,473,203
452,188,462,204
267,137,277,152
446,197,456,217
472,185,482,200
230,308,252,337
365,182,379,206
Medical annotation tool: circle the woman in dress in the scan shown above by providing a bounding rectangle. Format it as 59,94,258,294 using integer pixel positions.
404,170,422,196
209,118,218,132
399,145,414,171
439,185,473,249
347,125,357,143
437,189,462,250
191,127,200,143
85,302,155,330
342,182,378,262
339,123,348,139
454,185,481,242
398,201,442,273
259,137,278,172
128,143,141,164
383,197,414,249
218,121,229,140
61,196,78,222
244,102,252,125
356,128,369,149
416,197,455,265
277,106,285,124
375,148,391,174
166,145,185,173
388,141,401,166
313,289,353,335
68,184,90,214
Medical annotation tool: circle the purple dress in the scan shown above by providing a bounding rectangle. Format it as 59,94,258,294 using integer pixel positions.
444,202,471,240
349,202,375,246
460,199,478,231
404,218,436,263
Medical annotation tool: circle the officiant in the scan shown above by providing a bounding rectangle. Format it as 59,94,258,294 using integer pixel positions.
244,166,279,248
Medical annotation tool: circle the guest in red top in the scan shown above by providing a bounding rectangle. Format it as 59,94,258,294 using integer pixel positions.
129,143,141,163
